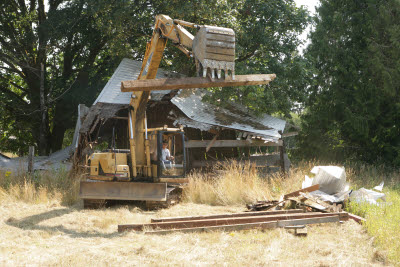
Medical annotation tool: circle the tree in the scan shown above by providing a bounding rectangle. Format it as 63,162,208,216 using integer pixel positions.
0,0,153,155
1,0,310,155
299,0,400,165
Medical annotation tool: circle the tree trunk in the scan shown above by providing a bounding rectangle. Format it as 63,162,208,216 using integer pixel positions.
51,110,68,152
39,63,49,155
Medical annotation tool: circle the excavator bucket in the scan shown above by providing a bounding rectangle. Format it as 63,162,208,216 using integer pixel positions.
79,181,168,201
192,26,235,80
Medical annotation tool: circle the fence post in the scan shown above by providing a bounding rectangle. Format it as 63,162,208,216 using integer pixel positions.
28,146,34,174
278,131,286,175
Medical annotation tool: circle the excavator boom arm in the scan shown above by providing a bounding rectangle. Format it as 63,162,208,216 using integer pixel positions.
128,15,236,178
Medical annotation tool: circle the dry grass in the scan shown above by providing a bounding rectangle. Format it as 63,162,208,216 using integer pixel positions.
0,201,386,266
0,160,398,265
183,160,311,205
0,167,81,206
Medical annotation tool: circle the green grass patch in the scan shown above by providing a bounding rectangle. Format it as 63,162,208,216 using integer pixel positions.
345,163,400,264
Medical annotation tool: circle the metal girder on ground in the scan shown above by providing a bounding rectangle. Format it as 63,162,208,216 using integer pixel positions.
143,215,340,235
151,209,305,223
121,74,276,92
118,212,349,232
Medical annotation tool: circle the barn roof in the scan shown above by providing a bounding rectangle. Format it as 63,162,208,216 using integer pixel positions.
94,58,175,104
171,89,285,140
90,58,285,141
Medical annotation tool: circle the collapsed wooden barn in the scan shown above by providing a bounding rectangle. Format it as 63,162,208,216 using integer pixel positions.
74,58,291,174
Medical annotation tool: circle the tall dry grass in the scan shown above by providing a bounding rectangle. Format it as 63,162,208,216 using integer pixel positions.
184,159,400,264
183,160,309,205
0,167,81,206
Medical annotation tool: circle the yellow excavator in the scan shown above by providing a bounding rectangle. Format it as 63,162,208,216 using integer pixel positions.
79,15,274,208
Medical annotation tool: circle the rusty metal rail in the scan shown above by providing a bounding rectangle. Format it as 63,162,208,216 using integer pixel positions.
151,209,304,223
118,211,348,233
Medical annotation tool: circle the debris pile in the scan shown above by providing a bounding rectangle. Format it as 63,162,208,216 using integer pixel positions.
118,166,385,234
247,165,386,223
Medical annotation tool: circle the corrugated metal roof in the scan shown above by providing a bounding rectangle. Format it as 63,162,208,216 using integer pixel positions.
171,89,285,140
93,58,285,140
93,58,173,104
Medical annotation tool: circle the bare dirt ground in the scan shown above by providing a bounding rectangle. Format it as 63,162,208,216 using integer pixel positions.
0,200,388,266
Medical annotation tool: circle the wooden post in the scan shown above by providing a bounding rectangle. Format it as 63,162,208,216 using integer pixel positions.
278,131,286,175
28,146,34,174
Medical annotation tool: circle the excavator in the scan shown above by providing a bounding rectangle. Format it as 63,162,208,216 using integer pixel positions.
79,15,275,208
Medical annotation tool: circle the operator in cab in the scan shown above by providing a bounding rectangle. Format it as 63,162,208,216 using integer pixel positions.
162,140,174,168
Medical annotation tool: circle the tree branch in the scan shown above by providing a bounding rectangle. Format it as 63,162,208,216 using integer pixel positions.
0,75,28,93
17,0,27,14
0,85,29,106
237,43,261,62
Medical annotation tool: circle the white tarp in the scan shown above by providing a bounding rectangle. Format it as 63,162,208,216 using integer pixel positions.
303,166,347,195
350,182,386,205
302,165,386,205
302,166,350,203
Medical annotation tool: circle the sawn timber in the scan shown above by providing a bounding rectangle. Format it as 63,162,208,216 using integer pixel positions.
121,74,276,92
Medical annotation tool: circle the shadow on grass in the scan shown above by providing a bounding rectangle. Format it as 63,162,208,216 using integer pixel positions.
5,206,122,239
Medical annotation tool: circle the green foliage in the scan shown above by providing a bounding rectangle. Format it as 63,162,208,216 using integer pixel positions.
298,0,400,165
156,0,310,116
1,0,309,155
0,0,152,154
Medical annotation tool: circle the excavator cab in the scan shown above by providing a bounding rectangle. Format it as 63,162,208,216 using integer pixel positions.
156,131,186,179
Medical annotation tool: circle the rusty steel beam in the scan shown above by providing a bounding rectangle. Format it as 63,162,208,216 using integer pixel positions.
121,74,276,92
151,209,305,223
118,212,348,232
144,215,341,235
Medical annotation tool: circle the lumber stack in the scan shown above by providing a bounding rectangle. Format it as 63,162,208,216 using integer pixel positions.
118,209,348,234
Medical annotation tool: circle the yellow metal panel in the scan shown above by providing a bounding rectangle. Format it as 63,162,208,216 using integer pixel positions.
79,181,167,201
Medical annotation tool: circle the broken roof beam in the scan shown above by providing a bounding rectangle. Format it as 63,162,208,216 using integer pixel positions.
121,74,276,92
185,139,282,148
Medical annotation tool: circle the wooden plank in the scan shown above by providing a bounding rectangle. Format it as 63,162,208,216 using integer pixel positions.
185,139,282,148
151,209,305,223
283,184,320,199
143,215,340,235
295,227,308,236
348,213,366,224
281,132,298,138
205,133,219,152
121,74,276,92
118,212,348,232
